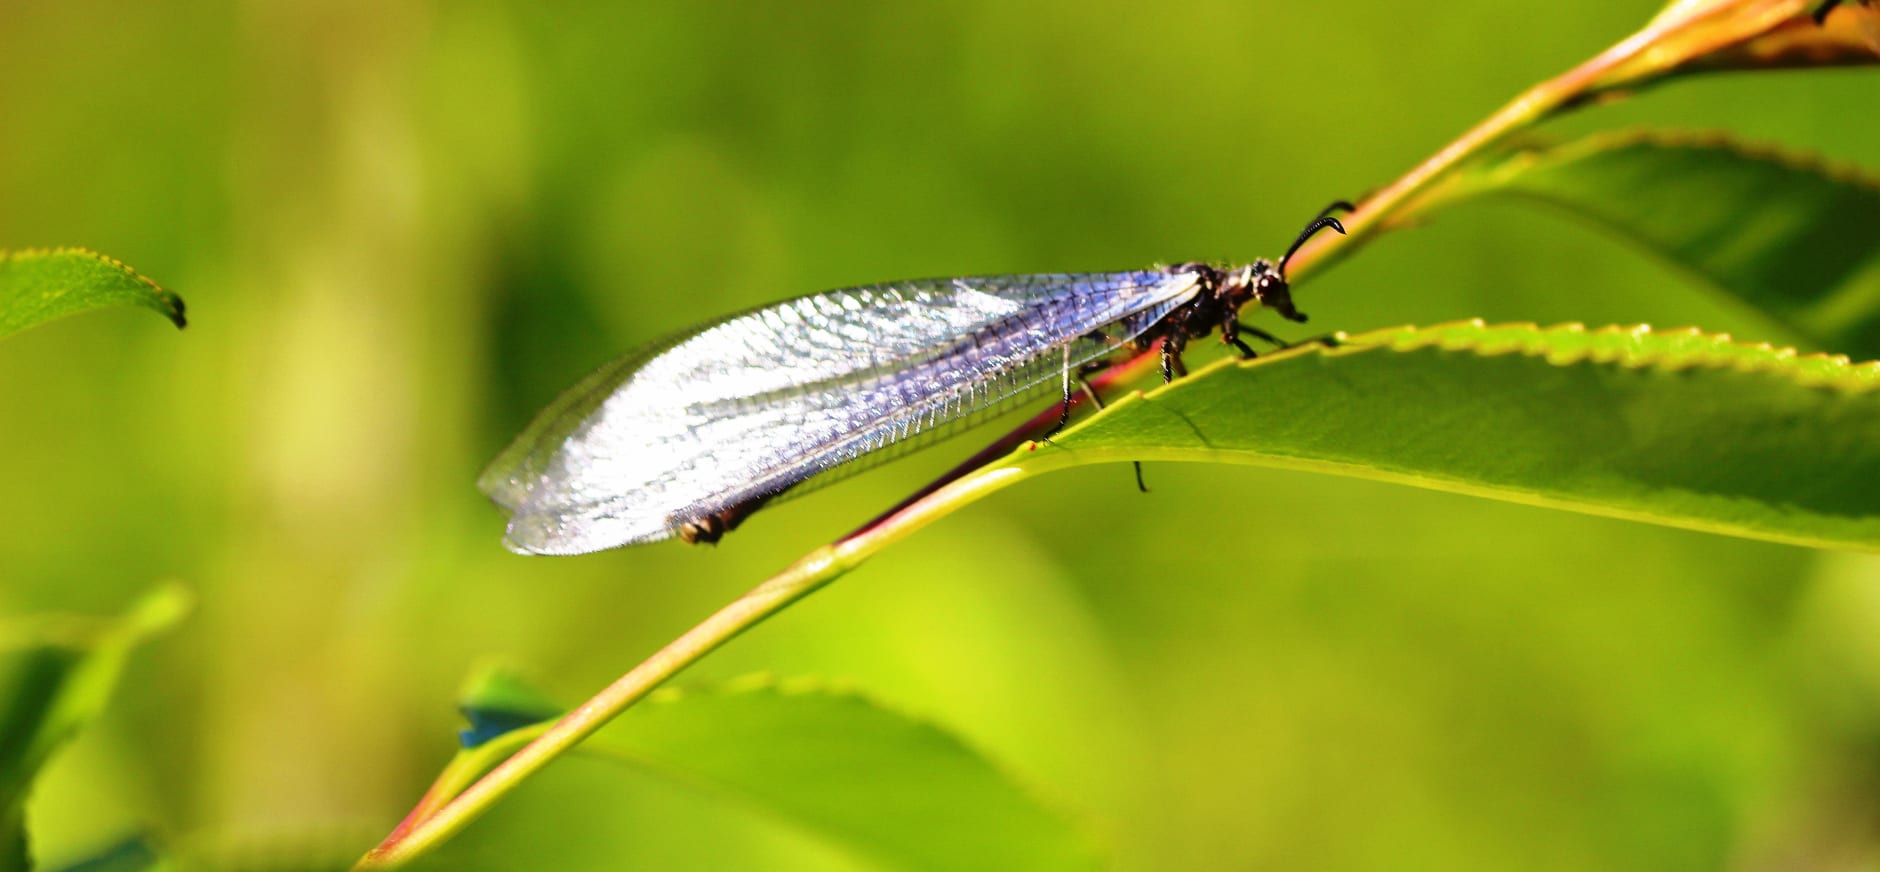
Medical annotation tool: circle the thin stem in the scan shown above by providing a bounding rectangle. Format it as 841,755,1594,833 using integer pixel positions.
357,554,835,867
848,346,1164,538
353,28,1641,864
356,462,1046,868
358,4,1829,865
1282,1,1788,279
374,726,543,848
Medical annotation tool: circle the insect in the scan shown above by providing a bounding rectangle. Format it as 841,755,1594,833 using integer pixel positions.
480,206,1349,555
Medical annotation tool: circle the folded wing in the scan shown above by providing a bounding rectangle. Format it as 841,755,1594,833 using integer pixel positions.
482,269,1203,554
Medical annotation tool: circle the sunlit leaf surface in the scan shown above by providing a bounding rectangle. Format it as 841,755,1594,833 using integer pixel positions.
451,674,1098,872
1410,131,1880,356
1040,321,1880,551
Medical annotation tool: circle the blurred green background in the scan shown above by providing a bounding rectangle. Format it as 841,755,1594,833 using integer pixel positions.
4,0,1878,868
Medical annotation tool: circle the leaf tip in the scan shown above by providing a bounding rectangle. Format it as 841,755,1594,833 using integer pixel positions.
0,247,188,333
85,248,188,330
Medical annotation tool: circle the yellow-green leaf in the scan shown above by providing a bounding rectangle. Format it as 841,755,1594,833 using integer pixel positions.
1036,321,1880,551
1409,131,1880,356
440,673,1098,872
0,250,185,342
1,586,191,871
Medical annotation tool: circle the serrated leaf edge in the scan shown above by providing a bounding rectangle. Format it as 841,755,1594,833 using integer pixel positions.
1239,320,1880,392
0,247,186,330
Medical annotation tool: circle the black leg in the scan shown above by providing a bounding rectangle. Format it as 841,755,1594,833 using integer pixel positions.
1816,0,1844,24
1074,364,1149,493
1045,345,1126,442
1222,315,1255,359
1042,382,1074,441
1042,347,1075,442
1076,374,1107,410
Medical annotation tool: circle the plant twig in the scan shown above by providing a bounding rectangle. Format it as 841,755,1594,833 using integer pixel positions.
357,2,1843,866
1284,0,1812,276
357,461,1051,868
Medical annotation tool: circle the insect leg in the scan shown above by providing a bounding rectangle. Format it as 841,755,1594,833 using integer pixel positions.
1219,313,1263,359
1043,344,1075,442
1046,331,1134,441
1158,334,1191,384
1157,326,1193,383
1070,357,1151,493
1069,333,1151,491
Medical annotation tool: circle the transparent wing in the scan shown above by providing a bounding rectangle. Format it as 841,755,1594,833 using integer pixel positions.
484,269,1202,554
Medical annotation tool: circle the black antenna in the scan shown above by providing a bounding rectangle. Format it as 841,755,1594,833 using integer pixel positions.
1279,200,1355,276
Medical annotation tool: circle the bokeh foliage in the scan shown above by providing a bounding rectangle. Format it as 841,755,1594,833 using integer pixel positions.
2,1,1878,869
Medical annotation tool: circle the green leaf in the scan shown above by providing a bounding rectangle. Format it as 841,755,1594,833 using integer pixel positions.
0,585,192,871
454,666,562,749
452,673,1098,872
47,835,164,872
1408,131,1880,357
0,250,186,341
1038,321,1880,552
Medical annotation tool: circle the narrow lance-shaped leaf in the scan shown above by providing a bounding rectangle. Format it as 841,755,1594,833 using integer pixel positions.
0,250,185,342
443,671,1099,872
0,585,192,870
44,835,163,872
371,318,1880,867
1035,321,1880,552
1404,130,1880,357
